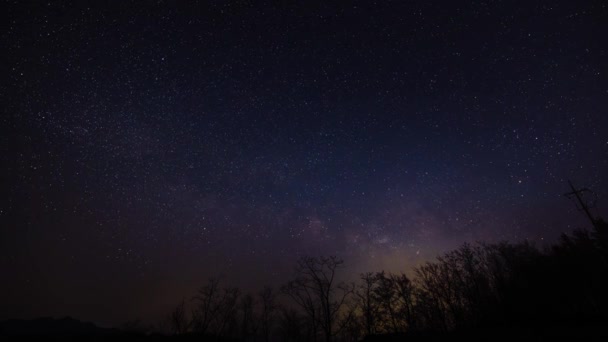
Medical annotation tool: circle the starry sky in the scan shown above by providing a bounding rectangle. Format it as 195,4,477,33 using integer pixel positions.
1,0,607,327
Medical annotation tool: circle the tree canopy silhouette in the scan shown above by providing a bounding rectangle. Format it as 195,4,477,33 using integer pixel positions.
149,219,608,341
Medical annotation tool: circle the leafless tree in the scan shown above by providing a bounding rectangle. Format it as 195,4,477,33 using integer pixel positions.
415,261,453,332
240,293,256,340
355,272,378,336
191,278,240,337
391,273,416,331
214,286,240,337
191,278,221,335
283,256,354,342
278,306,303,342
168,299,188,335
372,271,401,333
259,286,277,342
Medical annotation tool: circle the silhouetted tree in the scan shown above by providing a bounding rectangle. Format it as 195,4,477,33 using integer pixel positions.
283,256,354,342
259,286,277,342
415,258,463,331
283,271,320,341
191,278,221,335
214,286,240,337
338,300,361,342
278,306,304,342
372,271,400,333
168,215,608,340
391,273,416,331
239,293,256,340
355,272,379,336
168,299,188,335
191,278,240,337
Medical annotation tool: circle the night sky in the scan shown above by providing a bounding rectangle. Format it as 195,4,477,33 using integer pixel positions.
2,0,607,327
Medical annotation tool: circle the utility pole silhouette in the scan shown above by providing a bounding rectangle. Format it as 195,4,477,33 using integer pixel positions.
564,179,598,230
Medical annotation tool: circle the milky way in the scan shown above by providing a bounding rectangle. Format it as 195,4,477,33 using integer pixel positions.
1,1,607,326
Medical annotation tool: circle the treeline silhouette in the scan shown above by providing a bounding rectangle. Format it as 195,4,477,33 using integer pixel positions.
4,221,606,340
158,219,608,341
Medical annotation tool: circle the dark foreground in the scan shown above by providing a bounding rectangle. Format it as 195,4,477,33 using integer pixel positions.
1,317,607,341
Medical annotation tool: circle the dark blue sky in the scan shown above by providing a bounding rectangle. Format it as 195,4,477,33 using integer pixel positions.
1,0,607,326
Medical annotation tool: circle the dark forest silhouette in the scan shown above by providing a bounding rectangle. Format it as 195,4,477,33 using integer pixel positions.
154,218,608,341
2,219,608,341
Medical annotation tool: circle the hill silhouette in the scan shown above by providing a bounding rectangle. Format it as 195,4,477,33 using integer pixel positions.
0,316,120,336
